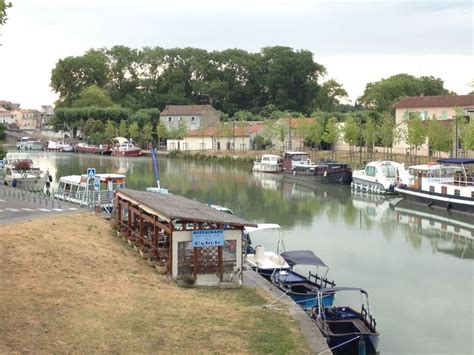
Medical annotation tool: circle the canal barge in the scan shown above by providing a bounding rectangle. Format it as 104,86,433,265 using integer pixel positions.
112,137,141,157
311,287,379,354
395,158,474,215
0,152,46,192
75,142,113,155
271,250,336,309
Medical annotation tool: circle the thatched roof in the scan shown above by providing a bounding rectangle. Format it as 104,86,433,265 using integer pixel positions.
117,188,256,228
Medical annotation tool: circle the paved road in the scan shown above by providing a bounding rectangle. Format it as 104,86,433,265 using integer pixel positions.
0,187,83,224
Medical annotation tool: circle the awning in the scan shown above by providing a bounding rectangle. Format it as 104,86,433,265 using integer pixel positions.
437,158,474,165
319,286,367,294
280,250,327,267
244,223,281,234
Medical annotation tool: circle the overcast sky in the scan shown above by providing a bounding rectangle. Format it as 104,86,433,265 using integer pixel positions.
0,0,472,109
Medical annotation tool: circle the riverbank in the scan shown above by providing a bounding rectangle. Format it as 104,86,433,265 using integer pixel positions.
0,214,311,354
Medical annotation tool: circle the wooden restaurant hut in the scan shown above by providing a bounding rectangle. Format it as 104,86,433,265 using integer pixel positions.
115,189,256,286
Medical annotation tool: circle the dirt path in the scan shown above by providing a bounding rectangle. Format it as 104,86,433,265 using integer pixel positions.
0,213,310,354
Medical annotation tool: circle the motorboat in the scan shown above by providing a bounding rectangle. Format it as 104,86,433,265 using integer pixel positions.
55,173,126,212
16,136,44,150
271,250,336,309
112,137,141,157
311,287,379,354
252,154,282,173
351,160,408,194
46,141,73,152
395,158,474,215
75,142,112,155
244,223,290,280
0,152,46,191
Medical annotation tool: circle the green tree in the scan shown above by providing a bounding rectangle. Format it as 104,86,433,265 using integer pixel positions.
141,122,154,147
72,84,114,108
364,117,376,153
104,120,116,140
378,112,395,157
460,119,474,150
427,116,452,157
314,79,348,112
0,1,12,27
118,120,128,137
275,120,289,149
359,74,451,112
405,113,426,157
128,121,140,141
156,122,168,147
342,116,359,151
322,116,339,151
82,119,105,141
307,119,323,149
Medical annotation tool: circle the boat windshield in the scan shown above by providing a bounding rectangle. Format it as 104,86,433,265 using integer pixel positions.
381,164,396,178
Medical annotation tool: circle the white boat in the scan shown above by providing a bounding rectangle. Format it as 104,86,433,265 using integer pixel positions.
0,152,46,191
55,173,126,212
395,158,474,215
244,223,290,280
46,141,74,152
252,154,282,173
16,137,44,150
352,160,408,194
282,151,314,169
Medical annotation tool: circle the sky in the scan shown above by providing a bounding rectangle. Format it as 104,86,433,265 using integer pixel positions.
0,0,472,109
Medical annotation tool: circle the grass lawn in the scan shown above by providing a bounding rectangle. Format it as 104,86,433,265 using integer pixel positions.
0,213,310,354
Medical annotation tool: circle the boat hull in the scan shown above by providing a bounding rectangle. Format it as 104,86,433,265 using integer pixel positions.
252,163,282,173
113,149,141,157
351,177,396,194
395,187,474,215
283,167,352,186
325,332,379,354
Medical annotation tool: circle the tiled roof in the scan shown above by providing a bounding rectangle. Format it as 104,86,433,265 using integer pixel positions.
160,104,215,116
117,188,256,227
393,95,474,109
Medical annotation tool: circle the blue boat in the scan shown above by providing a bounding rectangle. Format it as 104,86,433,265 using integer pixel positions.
311,287,379,354
271,250,336,309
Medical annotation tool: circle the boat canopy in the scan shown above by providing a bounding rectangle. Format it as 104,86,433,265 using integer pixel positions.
280,250,326,267
437,158,474,165
318,286,368,294
244,223,281,233
113,136,129,144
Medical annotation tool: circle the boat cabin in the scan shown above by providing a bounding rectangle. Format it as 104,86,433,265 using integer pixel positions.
282,151,311,170
115,189,256,286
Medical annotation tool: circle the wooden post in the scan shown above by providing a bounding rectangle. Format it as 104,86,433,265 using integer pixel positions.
218,246,223,282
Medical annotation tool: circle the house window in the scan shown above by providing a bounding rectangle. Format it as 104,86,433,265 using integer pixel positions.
168,117,172,122
429,186,434,193
191,116,195,122
440,111,448,120
454,189,460,196
420,111,428,120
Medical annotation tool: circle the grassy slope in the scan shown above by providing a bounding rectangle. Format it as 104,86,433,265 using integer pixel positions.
0,213,309,354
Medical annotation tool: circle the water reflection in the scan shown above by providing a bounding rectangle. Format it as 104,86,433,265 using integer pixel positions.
17,151,473,354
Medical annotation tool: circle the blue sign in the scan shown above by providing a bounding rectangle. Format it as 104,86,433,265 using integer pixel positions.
87,168,96,177
192,229,224,247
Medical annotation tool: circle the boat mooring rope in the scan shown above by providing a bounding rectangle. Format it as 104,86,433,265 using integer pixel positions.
317,335,361,354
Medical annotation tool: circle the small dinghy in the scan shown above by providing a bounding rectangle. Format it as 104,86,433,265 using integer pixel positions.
311,287,379,354
271,250,335,309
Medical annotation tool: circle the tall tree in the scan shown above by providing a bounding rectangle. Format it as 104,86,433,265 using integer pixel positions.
141,122,154,146
128,121,140,142
104,120,116,140
378,112,396,156
156,122,168,147
358,74,451,112
315,79,348,112
322,116,339,152
405,113,426,157
0,0,12,27
427,116,452,157
342,115,359,151
72,85,114,108
118,120,128,137
364,117,376,153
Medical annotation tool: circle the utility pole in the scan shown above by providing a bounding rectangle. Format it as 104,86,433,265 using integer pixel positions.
288,117,292,150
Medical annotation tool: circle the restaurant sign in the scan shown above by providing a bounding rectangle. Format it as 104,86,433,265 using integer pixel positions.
192,229,224,247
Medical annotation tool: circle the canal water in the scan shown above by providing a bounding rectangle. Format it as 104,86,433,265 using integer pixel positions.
21,151,474,354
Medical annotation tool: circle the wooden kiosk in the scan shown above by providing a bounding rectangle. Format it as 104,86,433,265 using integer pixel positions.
115,189,256,286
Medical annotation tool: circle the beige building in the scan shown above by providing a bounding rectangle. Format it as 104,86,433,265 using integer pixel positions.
166,126,251,152
160,105,221,132
0,107,16,126
392,95,474,156
13,109,42,130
